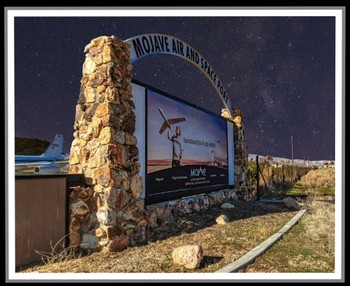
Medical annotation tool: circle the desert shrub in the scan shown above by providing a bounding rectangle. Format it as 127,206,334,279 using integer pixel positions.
34,234,83,265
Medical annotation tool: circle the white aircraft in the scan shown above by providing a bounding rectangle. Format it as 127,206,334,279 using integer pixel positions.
158,107,186,135
15,134,69,174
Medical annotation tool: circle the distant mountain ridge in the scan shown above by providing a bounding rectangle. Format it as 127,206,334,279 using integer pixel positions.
15,137,49,155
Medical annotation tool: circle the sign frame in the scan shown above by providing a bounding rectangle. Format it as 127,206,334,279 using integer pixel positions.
132,79,234,204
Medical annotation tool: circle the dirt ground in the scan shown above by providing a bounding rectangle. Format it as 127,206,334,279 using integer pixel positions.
16,167,336,280
18,200,299,273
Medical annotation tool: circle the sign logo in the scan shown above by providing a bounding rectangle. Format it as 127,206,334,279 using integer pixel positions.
190,167,206,177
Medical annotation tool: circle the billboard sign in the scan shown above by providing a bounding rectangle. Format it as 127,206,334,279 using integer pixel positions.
146,89,229,198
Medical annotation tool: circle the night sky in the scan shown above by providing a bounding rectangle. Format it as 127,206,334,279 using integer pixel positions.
13,13,336,160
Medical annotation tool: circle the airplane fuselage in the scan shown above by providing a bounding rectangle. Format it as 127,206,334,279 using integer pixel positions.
15,134,67,174
15,155,63,163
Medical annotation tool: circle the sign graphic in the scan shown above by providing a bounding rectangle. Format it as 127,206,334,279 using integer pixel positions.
146,89,228,196
125,34,233,117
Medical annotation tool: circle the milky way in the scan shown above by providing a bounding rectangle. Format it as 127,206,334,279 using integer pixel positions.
13,13,336,160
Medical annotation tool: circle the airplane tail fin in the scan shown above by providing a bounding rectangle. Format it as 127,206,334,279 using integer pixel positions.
42,134,64,159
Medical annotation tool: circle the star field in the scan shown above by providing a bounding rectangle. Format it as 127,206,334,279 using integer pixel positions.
13,15,336,160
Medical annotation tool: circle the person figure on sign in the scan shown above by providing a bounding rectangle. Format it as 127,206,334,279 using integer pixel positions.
167,126,183,167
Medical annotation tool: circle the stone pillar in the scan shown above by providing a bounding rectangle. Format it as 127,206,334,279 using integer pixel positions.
68,36,146,252
231,108,253,200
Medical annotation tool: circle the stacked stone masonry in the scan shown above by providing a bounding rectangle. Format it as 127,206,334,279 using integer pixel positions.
69,35,253,252
69,36,146,251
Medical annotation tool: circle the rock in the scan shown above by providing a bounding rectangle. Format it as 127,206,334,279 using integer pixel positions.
69,231,81,247
95,228,105,238
221,202,235,209
99,126,113,144
229,190,238,200
94,166,111,186
193,203,201,212
108,234,129,252
282,197,300,210
147,211,158,229
70,187,93,202
160,207,173,222
233,115,242,128
80,234,100,250
172,245,203,269
96,206,116,226
177,200,191,215
125,133,138,145
130,174,143,199
216,214,229,224
115,131,125,144
70,200,90,231
114,189,130,210
83,56,96,75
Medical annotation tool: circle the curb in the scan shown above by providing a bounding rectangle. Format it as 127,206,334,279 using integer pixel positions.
215,208,308,273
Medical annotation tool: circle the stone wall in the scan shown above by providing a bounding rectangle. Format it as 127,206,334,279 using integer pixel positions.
68,36,147,251
68,35,253,252
232,109,252,201
222,108,252,201
145,189,238,230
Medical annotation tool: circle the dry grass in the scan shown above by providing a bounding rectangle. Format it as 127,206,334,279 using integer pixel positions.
243,199,335,273
18,201,298,273
297,168,335,188
34,233,83,265
305,200,335,255
17,168,336,274
242,167,336,273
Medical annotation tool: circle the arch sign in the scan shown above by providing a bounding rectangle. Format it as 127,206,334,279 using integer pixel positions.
125,34,233,118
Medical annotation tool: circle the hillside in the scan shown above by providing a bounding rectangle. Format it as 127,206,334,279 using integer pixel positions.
296,168,335,188
15,137,49,155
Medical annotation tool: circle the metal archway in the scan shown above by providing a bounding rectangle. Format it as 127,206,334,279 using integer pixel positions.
125,34,233,118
